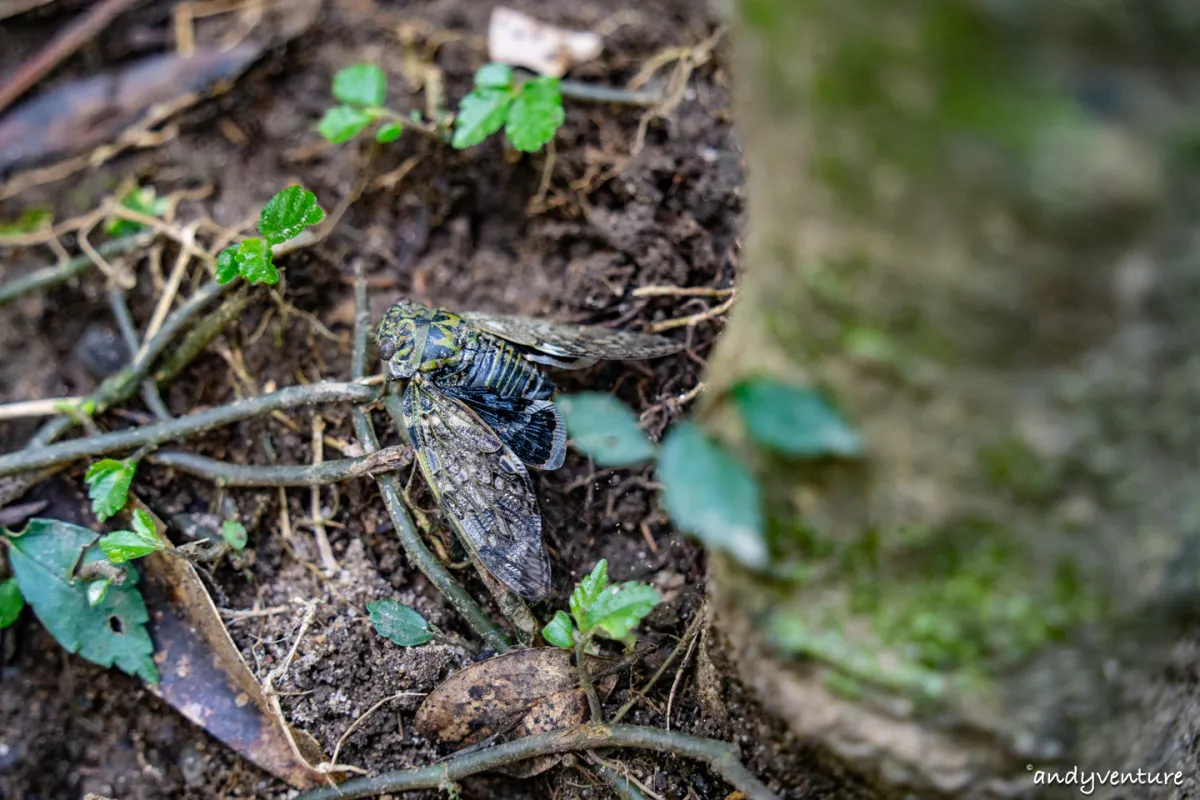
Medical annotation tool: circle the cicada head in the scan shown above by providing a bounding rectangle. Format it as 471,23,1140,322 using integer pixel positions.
376,300,430,381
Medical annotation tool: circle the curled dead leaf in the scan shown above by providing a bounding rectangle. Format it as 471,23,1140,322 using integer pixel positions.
487,7,603,78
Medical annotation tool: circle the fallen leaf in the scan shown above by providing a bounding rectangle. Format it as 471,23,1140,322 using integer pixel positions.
487,7,603,78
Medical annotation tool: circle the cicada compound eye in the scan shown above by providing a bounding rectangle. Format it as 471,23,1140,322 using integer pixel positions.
378,337,396,361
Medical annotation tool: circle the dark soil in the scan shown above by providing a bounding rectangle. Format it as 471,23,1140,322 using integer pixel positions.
0,1,836,798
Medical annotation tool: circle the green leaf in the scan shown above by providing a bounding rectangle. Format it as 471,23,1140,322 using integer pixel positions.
84,458,136,522
318,105,373,144
569,559,609,626
375,121,404,143
366,599,433,646
258,185,326,245
656,422,768,568
105,186,168,237
542,610,575,649
0,207,52,235
732,378,863,457
0,579,23,628
99,510,164,564
474,63,514,90
234,237,277,285
582,581,661,643
4,518,158,683
215,247,239,283
451,88,513,149
221,519,248,551
505,77,564,152
332,64,387,107
558,394,656,467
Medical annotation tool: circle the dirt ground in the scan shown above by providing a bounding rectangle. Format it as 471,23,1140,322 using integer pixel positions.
0,1,865,798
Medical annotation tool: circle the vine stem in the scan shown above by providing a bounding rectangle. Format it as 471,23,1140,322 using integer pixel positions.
147,446,411,487
294,724,778,800
349,262,511,652
0,381,382,477
0,230,155,307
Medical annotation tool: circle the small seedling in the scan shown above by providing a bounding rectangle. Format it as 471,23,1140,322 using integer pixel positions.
452,63,564,153
99,509,165,565
105,185,168,238
542,559,660,652
0,578,23,628
84,458,137,522
215,185,325,286
317,64,407,145
0,207,51,236
221,519,248,551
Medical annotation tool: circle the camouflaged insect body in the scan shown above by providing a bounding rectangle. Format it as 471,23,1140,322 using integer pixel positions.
377,299,683,601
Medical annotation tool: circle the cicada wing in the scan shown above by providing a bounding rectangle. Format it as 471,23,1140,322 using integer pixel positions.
439,384,567,471
402,379,551,600
460,311,683,366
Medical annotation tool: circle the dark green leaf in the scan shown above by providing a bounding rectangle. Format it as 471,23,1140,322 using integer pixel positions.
215,247,239,284
542,610,575,649
558,393,656,467
233,237,277,285
332,64,387,107
84,458,136,522
474,63,514,90
366,599,433,646
258,186,326,245
732,378,863,457
656,422,767,568
221,519,248,551
318,105,373,144
582,582,661,643
99,510,164,564
505,77,564,152
375,121,403,143
451,88,513,149
0,579,23,628
569,559,609,626
0,207,52,235
5,518,158,683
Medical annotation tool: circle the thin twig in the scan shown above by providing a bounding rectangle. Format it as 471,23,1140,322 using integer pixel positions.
589,754,658,800
0,381,383,477
0,0,139,114
665,627,700,731
611,610,706,724
644,294,736,334
109,287,173,421
139,222,198,349
632,285,736,299
0,397,86,421
152,285,253,386
320,691,426,776
558,79,662,107
0,231,155,307
292,724,778,800
309,416,339,575
349,262,511,653
147,446,411,486
577,636,604,722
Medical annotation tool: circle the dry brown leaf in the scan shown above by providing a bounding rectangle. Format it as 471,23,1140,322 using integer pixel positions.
487,7,602,78
130,498,329,790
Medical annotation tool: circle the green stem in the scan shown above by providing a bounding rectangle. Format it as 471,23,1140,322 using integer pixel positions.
576,634,604,722
294,724,777,800
152,286,253,385
349,264,511,652
0,231,155,307
557,78,661,106
108,287,173,421
147,446,411,487
0,381,381,477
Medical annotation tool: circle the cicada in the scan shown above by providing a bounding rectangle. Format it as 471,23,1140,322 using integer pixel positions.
376,300,682,600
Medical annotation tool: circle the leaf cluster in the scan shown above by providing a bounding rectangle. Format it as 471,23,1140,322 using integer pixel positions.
452,64,564,153
542,559,661,651
317,64,404,145
214,186,325,286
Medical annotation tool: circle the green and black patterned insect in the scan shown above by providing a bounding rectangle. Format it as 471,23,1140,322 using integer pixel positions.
376,300,683,601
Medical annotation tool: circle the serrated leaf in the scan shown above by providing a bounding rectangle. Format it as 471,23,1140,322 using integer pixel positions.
732,378,863,457
367,599,433,646
100,510,165,564
0,578,23,628
215,247,239,283
569,559,609,626
258,186,326,246
375,121,403,143
558,394,656,467
474,63,514,90
233,237,277,285
452,88,513,149
4,518,158,683
332,64,387,107
221,519,248,551
318,105,373,144
581,582,661,642
657,421,768,568
542,610,575,649
505,77,564,152
84,458,136,522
